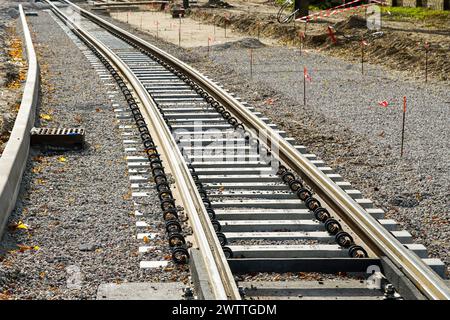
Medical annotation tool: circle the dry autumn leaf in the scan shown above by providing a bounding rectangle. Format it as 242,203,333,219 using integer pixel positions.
17,245,34,252
32,156,44,162
142,236,150,243
265,98,275,105
40,114,52,121
122,191,131,200
0,292,11,300
9,221,29,231
57,156,67,163
15,221,29,230
32,167,42,174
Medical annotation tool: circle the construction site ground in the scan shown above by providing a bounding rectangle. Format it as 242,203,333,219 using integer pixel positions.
103,0,450,83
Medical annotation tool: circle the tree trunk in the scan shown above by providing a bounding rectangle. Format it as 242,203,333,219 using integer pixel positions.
295,0,309,18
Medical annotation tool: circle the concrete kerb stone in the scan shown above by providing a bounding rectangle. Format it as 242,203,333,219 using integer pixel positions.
0,4,39,238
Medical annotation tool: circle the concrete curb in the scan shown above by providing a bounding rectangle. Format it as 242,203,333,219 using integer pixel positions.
0,4,39,237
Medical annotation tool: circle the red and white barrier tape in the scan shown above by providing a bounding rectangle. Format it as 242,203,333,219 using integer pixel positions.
295,0,386,23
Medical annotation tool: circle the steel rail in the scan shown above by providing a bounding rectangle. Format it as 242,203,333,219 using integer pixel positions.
45,0,240,300
58,0,449,299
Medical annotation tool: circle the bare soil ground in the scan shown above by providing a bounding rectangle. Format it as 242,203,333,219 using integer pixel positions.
109,9,255,47
189,0,450,83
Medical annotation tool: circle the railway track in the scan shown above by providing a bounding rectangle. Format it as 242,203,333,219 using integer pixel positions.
40,0,449,300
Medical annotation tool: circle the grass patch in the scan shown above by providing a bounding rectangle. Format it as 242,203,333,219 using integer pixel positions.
309,5,322,11
274,2,450,24
273,0,323,10
381,6,450,20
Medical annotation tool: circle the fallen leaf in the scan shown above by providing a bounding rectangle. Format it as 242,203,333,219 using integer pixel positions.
32,166,42,174
16,221,29,230
0,292,11,300
169,274,178,281
143,236,150,243
57,156,67,163
264,98,274,105
40,114,52,121
122,191,131,200
32,156,44,163
17,244,33,252
9,221,29,231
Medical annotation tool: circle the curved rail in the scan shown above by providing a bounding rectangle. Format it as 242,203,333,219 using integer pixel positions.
55,0,449,299
45,0,240,300
0,5,40,237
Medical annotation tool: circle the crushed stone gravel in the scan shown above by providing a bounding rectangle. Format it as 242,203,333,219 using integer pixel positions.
199,44,449,276
235,271,365,283
0,10,189,300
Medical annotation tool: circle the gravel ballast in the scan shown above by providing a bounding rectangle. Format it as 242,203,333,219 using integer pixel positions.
0,11,189,300
93,11,450,276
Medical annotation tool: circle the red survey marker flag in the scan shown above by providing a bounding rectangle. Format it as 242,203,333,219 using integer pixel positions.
378,100,389,107
304,67,312,82
327,26,337,44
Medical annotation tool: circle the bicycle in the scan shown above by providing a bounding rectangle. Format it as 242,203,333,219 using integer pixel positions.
277,0,299,24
